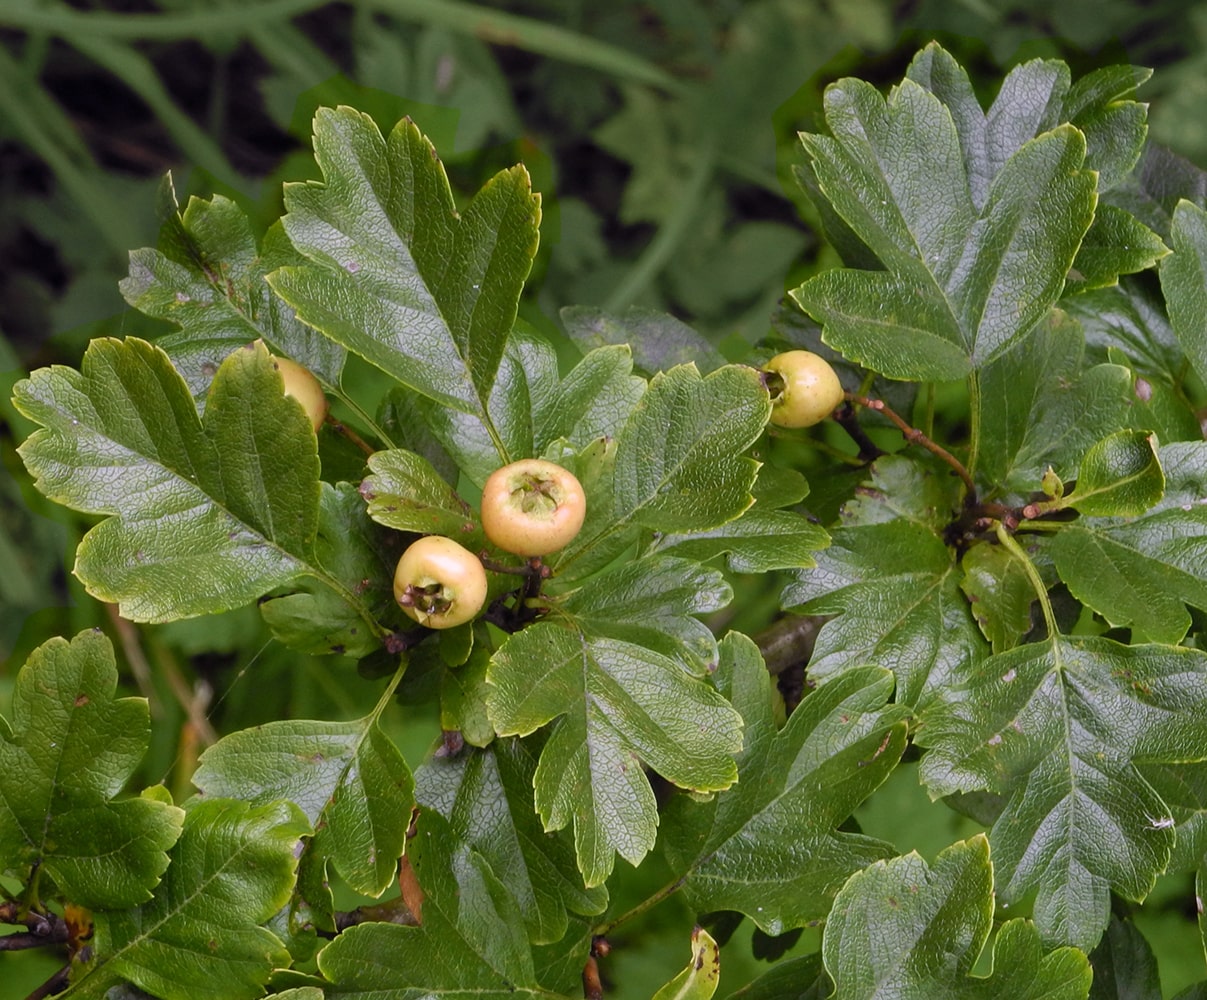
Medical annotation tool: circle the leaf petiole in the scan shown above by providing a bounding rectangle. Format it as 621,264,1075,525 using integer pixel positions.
327,389,397,452
994,521,1057,638
592,873,686,938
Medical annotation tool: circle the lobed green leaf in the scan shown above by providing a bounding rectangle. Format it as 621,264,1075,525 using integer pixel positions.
557,363,769,577
259,482,402,657
415,738,607,945
1049,441,1207,644
824,836,1091,999
312,811,561,998
1059,429,1164,516
121,180,345,400
560,305,728,377
794,46,1100,381
918,636,1207,950
1066,205,1168,294
975,312,1132,493
268,107,540,422
662,634,908,934
960,542,1039,654
782,515,987,710
14,338,320,622
0,630,183,909
552,555,732,673
71,798,307,1000
361,448,477,537
193,715,414,899
1161,199,1207,389
487,624,744,887
1086,918,1162,999
646,507,829,574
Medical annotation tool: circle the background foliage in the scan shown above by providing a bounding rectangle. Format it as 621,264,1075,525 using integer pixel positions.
5,1,1207,997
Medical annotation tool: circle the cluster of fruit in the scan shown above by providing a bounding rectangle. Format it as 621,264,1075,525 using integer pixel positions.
272,344,841,632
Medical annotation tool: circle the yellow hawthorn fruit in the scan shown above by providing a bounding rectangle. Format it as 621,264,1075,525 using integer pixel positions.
480,459,587,556
763,350,844,428
270,351,327,432
393,536,488,629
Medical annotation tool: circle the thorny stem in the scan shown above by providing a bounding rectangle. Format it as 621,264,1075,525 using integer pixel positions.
995,521,1058,639
845,392,977,497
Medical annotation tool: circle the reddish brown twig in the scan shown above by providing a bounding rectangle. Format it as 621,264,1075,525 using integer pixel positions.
845,393,977,497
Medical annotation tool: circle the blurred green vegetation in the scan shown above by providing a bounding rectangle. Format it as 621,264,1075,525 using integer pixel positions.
3,1,1207,995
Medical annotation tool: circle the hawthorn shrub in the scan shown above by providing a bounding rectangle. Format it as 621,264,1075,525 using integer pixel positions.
6,41,1207,999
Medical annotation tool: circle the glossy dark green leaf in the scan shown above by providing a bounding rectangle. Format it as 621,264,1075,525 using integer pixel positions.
440,645,495,747
1069,278,1189,383
0,630,183,909
557,363,769,577
613,363,769,531
824,836,1091,999
415,738,607,944
749,462,810,509
839,454,961,532
1161,199,1207,388
792,53,1097,380
487,623,744,887
782,519,987,709
646,507,829,574
361,448,476,537
14,338,320,622
917,636,1207,950
313,811,559,998
1058,430,1163,516
1049,442,1207,644
663,634,907,934
975,305,1132,494
533,343,646,454
960,541,1037,653
1066,206,1169,294
1062,65,1151,192
720,954,830,1000
415,328,549,487
78,798,307,1000
1087,918,1162,1000
1139,760,1207,875
907,44,1148,201
193,715,414,898
560,305,728,376
121,182,344,399
259,482,401,657
1105,142,1207,240
268,108,540,419
531,917,595,997
554,555,732,672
